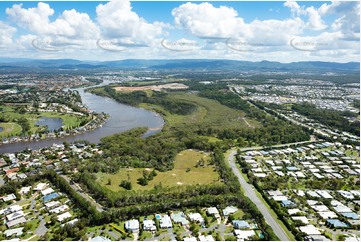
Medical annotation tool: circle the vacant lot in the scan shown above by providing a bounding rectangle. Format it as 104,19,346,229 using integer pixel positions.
113,83,188,92
96,149,220,191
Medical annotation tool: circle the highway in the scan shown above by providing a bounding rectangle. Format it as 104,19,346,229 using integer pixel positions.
228,150,291,241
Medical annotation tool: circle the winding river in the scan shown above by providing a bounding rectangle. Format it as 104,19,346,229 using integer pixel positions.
0,81,164,154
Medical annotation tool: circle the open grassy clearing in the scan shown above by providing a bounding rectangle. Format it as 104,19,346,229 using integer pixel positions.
140,93,258,130
170,93,255,129
41,112,88,129
0,104,87,136
96,149,220,191
0,122,22,137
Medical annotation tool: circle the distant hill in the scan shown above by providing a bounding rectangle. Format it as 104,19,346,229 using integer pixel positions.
0,58,359,72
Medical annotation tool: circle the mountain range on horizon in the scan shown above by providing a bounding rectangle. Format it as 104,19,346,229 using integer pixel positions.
0,58,359,72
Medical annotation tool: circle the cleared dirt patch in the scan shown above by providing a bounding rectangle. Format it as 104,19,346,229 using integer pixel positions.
113,83,188,92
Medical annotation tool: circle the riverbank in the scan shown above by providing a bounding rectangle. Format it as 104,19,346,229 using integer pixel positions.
0,112,108,146
0,82,164,154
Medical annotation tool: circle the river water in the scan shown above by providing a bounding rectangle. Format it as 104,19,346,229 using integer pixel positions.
0,81,164,154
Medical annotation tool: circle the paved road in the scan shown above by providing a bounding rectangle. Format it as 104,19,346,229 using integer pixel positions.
60,175,104,212
234,139,317,153
34,215,47,236
228,151,290,241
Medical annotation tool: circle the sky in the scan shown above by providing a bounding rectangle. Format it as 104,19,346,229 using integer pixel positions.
0,0,359,62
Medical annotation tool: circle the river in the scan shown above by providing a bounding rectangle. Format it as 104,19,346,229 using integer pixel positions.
0,81,164,154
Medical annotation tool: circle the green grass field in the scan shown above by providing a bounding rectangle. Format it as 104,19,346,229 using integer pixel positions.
96,149,220,191
140,93,258,131
0,104,88,136
0,122,22,137
41,112,88,129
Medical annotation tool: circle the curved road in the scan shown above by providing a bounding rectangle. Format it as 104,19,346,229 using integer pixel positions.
228,150,290,241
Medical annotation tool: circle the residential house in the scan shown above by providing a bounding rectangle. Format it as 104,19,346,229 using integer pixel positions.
125,219,140,233
327,219,348,228
171,212,189,226
206,207,220,219
232,220,251,229
222,206,238,216
57,212,72,222
188,213,204,223
4,227,23,237
234,230,256,240
2,193,16,202
143,219,156,231
6,217,26,228
159,215,172,229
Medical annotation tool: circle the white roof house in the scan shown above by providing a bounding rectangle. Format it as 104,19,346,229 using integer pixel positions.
3,194,16,202
298,225,321,235
6,217,26,228
234,230,256,240
57,212,72,222
333,204,352,213
125,219,140,233
61,218,79,227
318,211,338,219
311,205,330,212
159,215,172,229
306,200,319,206
268,190,283,196
188,213,204,223
90,236,111,242
307,191,320,198
6,211,24,221
41,188,54,196
295,172,306,178
273,196,289,201
207,207,220,216
316,190,333,199
143,219,156,231
49,205,69,214
288,209,301,215
34,183,48,191
254,173,267,178
9,205,22,213
45,201,61,209
338,191,354,200
19,186,31,195
274,171,285,177
292,216,309,225
199,235,215,241
223,206,238,216
4,227,23,237
293,190,305,197
184,237,198,242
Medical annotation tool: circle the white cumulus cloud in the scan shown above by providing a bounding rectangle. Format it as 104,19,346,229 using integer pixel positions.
284,0,327,30
96,0,166,45
0,21,16,46
6,2,99,39
172,2,247,38
172,2,304,46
